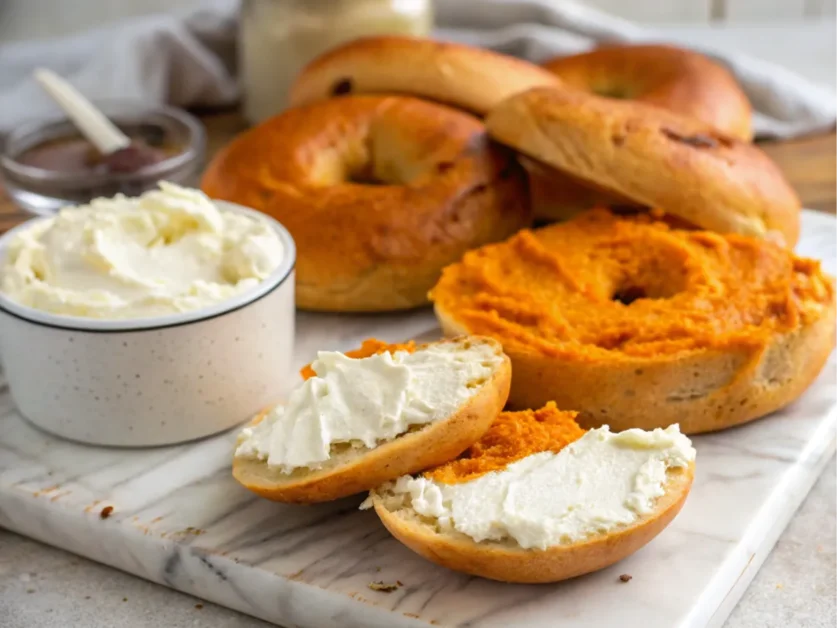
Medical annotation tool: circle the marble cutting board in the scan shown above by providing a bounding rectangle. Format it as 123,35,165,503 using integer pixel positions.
0,210,834,628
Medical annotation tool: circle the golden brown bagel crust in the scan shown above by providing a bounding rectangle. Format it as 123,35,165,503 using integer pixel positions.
372,463,694,583
202,96,530,311
288,36,562,116
485,87,800,246
431,211,835,433
532,44,753,222
543,45,752,141
232,337,512,503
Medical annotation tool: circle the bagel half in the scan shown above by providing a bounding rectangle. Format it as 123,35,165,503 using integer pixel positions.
372,467,692,583
430,210,836,434
368,412,695,583
485,86,800,246
288,36,561,116
233,337,511,503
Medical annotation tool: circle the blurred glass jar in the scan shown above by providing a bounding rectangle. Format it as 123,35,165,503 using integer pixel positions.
240,0,433,125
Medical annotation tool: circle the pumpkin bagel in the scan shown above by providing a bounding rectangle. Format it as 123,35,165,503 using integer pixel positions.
486,87,800,246
431,209,835,434
202,96,530,311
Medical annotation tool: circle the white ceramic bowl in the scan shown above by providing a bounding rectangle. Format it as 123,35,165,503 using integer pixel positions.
0,201,296,446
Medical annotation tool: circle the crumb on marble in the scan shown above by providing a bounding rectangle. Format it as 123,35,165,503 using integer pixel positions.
100,506,114,520
368,581,400,593
776,583,784,589
122,597,128,602
182,527,205,536
619,574,632,583
195,604,203,610
33,485,60,497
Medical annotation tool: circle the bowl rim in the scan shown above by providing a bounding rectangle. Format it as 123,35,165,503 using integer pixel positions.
0,200,296,333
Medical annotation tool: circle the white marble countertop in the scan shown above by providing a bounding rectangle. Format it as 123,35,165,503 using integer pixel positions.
1,456,833,628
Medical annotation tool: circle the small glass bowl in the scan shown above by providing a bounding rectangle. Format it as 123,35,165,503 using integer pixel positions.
0,102,206,215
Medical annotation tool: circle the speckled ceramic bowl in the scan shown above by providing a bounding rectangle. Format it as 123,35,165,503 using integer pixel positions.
0,201,296,446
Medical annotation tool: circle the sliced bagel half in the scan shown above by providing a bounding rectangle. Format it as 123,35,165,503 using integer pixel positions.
367,407,695,583
233,336,511,503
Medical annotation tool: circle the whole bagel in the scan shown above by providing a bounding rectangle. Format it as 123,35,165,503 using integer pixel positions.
486,87,800,246
530,44,754,222
202,96,530,312
431,209,835,434
288,36,562,115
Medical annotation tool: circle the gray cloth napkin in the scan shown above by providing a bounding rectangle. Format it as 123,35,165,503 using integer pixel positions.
0,0,834,139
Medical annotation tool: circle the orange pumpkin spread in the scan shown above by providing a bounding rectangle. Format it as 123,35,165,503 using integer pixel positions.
431,209,834,360
423,402,585,484
300,338,417,380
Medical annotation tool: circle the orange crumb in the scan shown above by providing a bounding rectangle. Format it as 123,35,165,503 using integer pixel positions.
424,402,585,484
300,338,417,379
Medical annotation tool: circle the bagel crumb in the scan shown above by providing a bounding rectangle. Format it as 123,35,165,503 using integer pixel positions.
100,506,114,519
368,581,400,593
619,574,632,582
423,402,585,484
300,338,416,380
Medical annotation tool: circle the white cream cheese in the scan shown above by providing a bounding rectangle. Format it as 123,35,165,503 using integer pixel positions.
369,425,695,550
235,342,503,473
1,182,284,320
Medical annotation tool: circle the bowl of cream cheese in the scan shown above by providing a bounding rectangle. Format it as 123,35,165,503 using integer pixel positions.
0,182,296,446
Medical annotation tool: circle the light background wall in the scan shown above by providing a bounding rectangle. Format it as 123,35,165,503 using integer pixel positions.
0,0,835,42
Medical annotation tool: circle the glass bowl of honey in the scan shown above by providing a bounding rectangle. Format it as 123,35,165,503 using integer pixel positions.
0,101,206,215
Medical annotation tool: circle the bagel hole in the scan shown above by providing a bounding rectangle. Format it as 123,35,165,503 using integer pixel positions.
593,84,633,99
346,160,394,186
348,168,386,185
611,278,682,305
331,78,354,96
612,286,647,306
610,246,690,306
